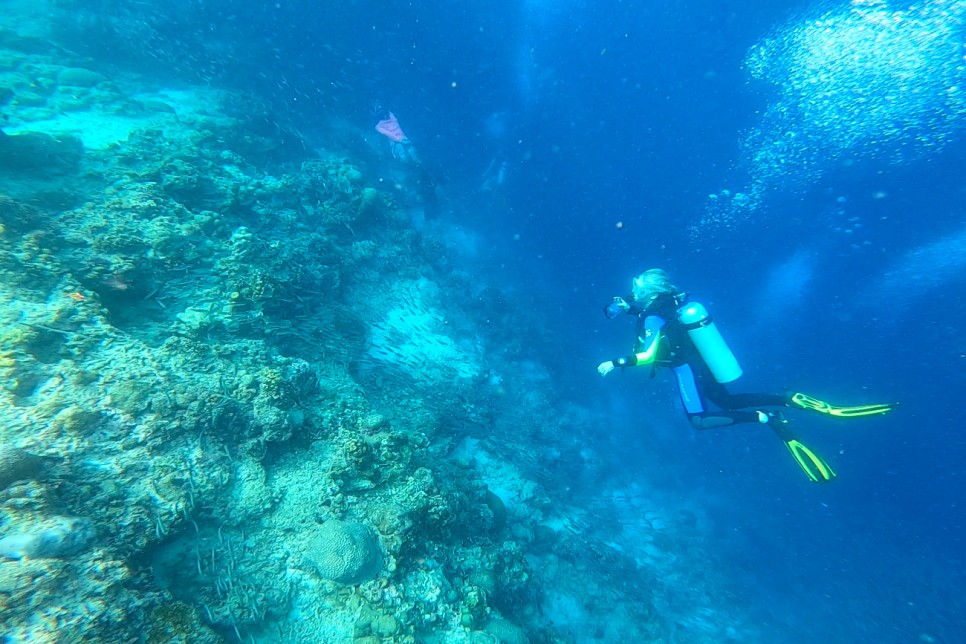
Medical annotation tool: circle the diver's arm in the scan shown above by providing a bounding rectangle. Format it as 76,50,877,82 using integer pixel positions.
598,315,665,376
618,327,662,366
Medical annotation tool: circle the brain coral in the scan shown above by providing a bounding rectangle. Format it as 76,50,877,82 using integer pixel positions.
305,520,383,584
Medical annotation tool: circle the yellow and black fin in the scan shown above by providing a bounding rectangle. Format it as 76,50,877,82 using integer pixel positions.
788,392,896,419
783,438,837,483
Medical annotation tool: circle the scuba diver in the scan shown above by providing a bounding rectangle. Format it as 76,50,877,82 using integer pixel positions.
374,108,418,162
372,104,441,217
597,269,896,483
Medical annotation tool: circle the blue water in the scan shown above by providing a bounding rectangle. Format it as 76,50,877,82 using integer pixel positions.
8,0,966,641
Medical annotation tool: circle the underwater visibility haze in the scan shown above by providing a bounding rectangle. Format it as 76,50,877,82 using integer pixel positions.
1,0,965,641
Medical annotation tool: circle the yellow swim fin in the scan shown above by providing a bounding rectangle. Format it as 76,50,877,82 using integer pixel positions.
788,392,896,418
766,414,837,483
783,438,837,483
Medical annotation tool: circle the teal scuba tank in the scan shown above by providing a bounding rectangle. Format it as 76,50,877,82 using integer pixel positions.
676,301,743,383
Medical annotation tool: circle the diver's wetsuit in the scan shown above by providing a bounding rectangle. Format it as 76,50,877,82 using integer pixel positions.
620,296,785,429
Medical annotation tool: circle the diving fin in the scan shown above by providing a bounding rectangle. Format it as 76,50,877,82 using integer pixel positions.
782,438,837,483
788,392,896,418
766,413,837,483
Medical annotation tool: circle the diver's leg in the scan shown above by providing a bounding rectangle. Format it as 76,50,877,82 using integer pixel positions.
683,365,836,481
688,411,761,429
691,363,785,411
721,392,787,409
675,364,761,428
692,362,785,410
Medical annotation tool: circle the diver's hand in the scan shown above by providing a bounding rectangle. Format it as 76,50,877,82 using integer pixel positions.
598,361,615,376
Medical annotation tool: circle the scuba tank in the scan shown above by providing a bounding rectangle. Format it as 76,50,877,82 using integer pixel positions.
676,301,743,383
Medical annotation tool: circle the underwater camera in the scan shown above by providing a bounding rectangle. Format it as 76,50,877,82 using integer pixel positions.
603,296,629,319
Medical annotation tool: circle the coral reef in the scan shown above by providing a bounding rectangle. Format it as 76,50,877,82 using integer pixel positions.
0,15,750,643
0,445,46,491
0,515,94,559
0,130,83,173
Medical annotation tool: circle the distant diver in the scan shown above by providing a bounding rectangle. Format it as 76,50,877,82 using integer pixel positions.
372,105,442,216
480,157,508,192
597,269,896,483
374,109,417,163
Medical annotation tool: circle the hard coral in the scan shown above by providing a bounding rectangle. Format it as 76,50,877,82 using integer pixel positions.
305,520,384,584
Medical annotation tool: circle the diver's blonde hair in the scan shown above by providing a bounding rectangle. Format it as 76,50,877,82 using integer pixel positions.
631,268,678,308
